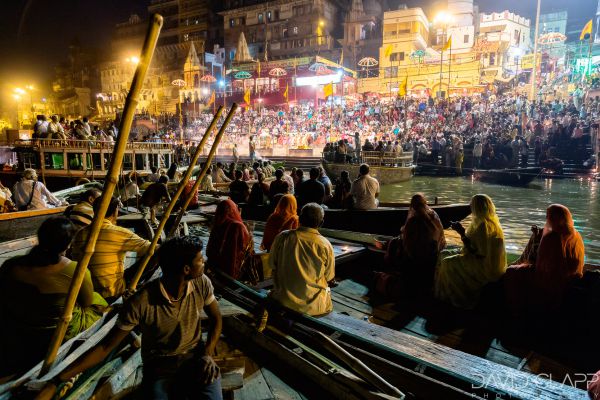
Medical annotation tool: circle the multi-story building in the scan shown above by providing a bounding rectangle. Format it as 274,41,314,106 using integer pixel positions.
339,0,383,69
220,0,342,64
479,11,531,77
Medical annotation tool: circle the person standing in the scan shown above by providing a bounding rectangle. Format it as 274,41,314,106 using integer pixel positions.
269,203,335,316
472,141,483,168
249,136,256,163
141,175,171,225
350,164,380,210
232,143,239,164
36,236,223,400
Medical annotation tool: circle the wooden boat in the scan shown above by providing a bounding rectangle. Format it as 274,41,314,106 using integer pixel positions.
322,151,415,185
415,162,471,177
0,182,103,242
0,139,176,191
209,225,595,399
472,167,541,186
238,201,472,235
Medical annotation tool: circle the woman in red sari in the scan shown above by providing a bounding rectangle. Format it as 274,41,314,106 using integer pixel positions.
207,199,252,279
261,194,299,251
505,204,585,314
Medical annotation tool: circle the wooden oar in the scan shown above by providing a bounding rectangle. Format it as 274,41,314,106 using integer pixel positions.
125,105,227,290
167,103,239,238
39,14,164,376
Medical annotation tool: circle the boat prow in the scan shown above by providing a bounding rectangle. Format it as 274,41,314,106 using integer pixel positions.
472,167,541,186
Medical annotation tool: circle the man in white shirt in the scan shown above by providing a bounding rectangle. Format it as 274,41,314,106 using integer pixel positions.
12,168,66,210
269,203,335,316
350,164,380,210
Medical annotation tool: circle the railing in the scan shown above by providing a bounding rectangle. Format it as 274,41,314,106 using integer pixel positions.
11,139,174,151
322,150,413,167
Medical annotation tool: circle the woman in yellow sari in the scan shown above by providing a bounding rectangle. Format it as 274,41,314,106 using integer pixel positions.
434,194,506,309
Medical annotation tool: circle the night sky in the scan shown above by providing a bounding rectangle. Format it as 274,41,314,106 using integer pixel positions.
0,0,597,91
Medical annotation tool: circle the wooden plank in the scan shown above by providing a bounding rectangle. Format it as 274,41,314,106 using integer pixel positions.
234,369,274,400
64,358,122,400
0,207,66,221
260,368,305,400
319,312,588,400
92,350,141,400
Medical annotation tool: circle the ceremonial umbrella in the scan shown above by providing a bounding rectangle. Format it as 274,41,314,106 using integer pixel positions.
538,32,567,46
200,74,217,83
234,71,252,79
268,67,287,77
171,79,186,88
357,57,378,67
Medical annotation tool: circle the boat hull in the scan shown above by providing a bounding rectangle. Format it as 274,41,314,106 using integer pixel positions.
241,203,471,235
322,162,414,185
472,167,540,186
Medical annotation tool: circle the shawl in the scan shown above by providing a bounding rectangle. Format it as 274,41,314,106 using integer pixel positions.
262,194,299,251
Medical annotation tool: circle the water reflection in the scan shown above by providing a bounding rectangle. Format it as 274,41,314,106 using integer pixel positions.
380,177,600,263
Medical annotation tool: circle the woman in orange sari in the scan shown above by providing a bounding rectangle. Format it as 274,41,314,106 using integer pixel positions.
207,199,252,279
505,204,585,314
261,194,299,251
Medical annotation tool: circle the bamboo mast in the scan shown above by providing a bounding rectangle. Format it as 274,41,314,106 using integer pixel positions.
126,105,226,290
167,103,239,237
39,14,164,376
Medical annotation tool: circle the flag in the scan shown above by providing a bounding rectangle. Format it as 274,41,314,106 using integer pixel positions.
398,77,408,97
442,36,452,52
244,89,251,105
339,49,344,66
384,44,393,58
323,82,333,98
283,84,289,101
207,91,215,105
580,19,593,40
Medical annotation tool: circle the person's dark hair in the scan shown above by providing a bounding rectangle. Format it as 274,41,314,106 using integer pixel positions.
158,175,169,184
296,168,303,178
81,188,101,203
359,163,370,175
340,170,349,180
159,236,204,278
83,117,89,123
275,169,283,179
299,203,324,228
167,163,178,180
150,166,157,174
26,217,76,266
235,170,243,179
93,196,120,219
217,162,223,168
410,193,428,214
309,167,320,179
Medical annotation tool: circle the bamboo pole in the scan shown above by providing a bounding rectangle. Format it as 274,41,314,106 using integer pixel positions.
126,105,225,290
39,14,164,376
167,103,239,237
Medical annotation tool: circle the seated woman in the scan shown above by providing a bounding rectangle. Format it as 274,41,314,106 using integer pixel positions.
206,199,252,279
248,173,270,206
328,170,353,209
434,194,506,309
374,194,446,299
0,217,107,377
504,204,584,314
261,194,300,251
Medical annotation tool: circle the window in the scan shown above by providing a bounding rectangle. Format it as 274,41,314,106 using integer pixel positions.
282,27,288,38
229,18,235,27
274,10,279,20
258,13,264,23
183,33,189,41
239,17,245,25
489,53,496,66
464,34,469,43
267,11,272,22
293,26,298,35
390,52,404,62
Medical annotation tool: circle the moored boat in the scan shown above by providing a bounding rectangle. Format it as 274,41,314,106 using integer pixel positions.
472,167,541,186
238,201,471,235
322,151,415,185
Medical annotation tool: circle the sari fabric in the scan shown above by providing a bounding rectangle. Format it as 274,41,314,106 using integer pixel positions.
206,199,251,279
505,204,584,313
261,195,299,251
435,194,506,309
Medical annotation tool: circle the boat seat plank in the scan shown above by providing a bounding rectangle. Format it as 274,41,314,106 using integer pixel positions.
319,312,588,400
234,369,274,400
260,368,306,400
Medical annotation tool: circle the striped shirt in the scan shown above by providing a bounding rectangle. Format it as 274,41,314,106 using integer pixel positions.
67,201,94,228
71,219,151,299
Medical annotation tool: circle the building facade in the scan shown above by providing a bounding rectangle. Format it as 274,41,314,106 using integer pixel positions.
220,0,343,64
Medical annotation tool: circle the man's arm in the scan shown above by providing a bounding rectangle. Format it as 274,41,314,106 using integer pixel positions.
36,327,130,400
203,300,222,357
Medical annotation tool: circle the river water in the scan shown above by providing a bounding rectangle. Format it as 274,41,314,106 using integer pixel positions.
380,176,600,264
